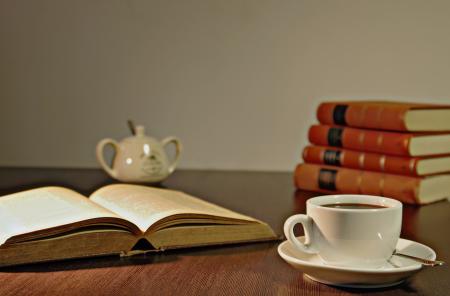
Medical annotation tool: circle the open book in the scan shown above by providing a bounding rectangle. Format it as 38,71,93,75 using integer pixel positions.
0,184,276,267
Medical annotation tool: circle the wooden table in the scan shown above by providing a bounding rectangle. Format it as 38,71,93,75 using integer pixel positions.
0,168,448,295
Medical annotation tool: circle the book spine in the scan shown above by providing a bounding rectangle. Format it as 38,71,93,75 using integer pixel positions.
294,163,421,204
317,102,409,131
302,145,420,176
308,125,413,156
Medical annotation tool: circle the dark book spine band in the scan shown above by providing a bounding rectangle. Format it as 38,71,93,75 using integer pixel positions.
318,168,337,191
323,150,342,166
332,104,348,125
327,127,343,147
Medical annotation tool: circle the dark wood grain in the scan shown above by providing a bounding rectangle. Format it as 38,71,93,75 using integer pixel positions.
0,168,448,296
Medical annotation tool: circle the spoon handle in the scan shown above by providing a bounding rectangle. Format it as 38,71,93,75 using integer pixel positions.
127,120,136,135
393,251,445,267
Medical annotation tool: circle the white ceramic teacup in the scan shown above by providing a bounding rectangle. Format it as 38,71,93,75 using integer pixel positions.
284,194,402,268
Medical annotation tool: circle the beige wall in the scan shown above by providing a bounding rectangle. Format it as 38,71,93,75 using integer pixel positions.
1,0,450,171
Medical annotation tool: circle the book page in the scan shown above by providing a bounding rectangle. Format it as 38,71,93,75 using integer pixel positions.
0,187,125,245
90,184,258,233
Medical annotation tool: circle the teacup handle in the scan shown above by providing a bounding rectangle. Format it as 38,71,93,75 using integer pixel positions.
284,214,318,254
161,137,182,174
96,138,119,178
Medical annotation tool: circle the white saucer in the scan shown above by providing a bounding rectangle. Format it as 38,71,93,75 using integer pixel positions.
278,237,436,288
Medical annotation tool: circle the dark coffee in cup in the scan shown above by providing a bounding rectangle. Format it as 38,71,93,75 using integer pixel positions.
321,203,388,210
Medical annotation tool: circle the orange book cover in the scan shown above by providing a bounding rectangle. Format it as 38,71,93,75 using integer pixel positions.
308,124,437,157
317,101,450,132
294,163,423,204
302,145,448,176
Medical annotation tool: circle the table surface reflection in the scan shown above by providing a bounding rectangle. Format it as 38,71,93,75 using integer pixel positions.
0,168,448,296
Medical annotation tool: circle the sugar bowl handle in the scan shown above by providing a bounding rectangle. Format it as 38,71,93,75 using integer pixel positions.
161,137,182,174
96,138,119,178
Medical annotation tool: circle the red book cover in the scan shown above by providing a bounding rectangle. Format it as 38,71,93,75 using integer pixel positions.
317,101,450,132
294,163,424,204
302,145,449,176
307,124,447,157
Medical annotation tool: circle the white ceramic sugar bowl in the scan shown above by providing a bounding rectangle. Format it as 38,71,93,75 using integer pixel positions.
96,125,182,183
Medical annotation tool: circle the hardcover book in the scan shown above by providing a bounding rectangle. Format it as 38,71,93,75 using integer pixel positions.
0,184,277,267
294,163,450,205
317,101,450,132
308,124,450,157
302,145,450,176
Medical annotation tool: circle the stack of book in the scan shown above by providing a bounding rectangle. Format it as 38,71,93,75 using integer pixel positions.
294,101,450,205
